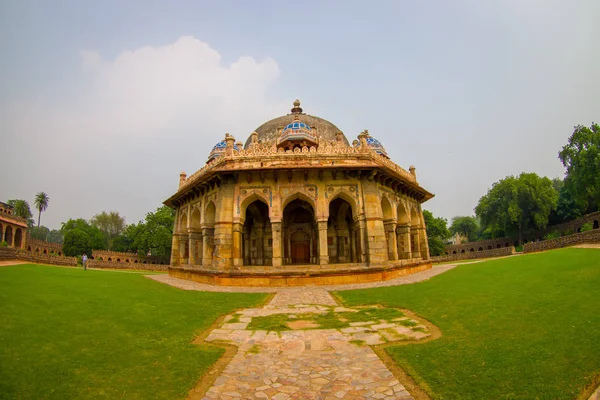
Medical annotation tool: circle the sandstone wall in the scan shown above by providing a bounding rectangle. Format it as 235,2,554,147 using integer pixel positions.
432,246,515,263
0,247,17,261
523,229,600,253
26,238,64,255
91,250,168,265
16,250,77,266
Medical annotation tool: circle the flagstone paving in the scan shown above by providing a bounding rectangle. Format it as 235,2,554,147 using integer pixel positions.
200,288,432,399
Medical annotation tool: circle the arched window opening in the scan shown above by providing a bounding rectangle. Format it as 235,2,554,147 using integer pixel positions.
329,197,357,264
283,199,316,265
242,200,271,266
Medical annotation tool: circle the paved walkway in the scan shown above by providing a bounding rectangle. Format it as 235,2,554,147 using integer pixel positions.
200,288,431,399
0,260,29,266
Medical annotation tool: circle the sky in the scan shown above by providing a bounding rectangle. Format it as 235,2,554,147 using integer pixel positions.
1,0,599,230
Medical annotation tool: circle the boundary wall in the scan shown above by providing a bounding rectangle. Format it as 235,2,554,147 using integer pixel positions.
523,229,600,253
432,246,515,263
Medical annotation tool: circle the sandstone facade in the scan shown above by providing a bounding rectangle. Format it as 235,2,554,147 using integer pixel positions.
164,101,435,285
0,202,28,249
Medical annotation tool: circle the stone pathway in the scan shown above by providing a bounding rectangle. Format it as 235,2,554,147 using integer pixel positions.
200,288,432,399
0,260,29,266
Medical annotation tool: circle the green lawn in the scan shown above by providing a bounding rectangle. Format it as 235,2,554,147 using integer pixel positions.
0,264,267,399
337,248,600,400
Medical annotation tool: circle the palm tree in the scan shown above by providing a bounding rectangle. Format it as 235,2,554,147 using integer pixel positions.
34,192,50,228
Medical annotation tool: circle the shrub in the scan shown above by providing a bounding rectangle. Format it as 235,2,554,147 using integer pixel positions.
0,241,8,247
580,222,593,232
543,231,561,240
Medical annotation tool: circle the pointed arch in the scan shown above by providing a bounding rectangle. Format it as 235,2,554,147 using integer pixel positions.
328,191,358,220
397,200,410,225
204,201,217,225
190,206,201,230
281,192,317,218
240,193,270,223
381,196,393,222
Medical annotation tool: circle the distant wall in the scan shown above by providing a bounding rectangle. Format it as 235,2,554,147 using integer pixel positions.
87,259,168,271
523,229,600,253
432,246,515,263
26,238,64,256
444,211,600,254
0,246,77,266
91,250,168,265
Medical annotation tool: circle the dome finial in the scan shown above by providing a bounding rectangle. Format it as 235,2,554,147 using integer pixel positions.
291,99,303,114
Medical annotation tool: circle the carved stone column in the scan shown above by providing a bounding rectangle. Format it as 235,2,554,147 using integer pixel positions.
384,222,398,261
188,230,202,266
357,217,368,263
202,227,214,267
396,225,411,259
271,221,282,267
178,235,189,264
318,220,329,265
255,223,264,266
411,226,421,258
232,223,243,267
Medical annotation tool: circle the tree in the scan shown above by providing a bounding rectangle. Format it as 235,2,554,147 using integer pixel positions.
7,199,34,227
558,123,600,213
549,178,583,225
423,210,450,257
34,192,50,228
131,206,175,258
61,219,106,250
475,173,558,244
449,216,480,242
63,229,92,257
47,229,63,244
30,226,50,241
90,211,126,250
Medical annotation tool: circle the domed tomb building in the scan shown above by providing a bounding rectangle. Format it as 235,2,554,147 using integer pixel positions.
164,100,434,286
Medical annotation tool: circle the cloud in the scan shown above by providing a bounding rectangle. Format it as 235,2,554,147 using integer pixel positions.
0,36,284,228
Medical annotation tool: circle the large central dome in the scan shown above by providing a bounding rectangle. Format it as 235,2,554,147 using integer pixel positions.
244,100,350,148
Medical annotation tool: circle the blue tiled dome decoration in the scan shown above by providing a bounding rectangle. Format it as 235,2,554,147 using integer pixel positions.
208,140,240,161
366,136,388,156
282,121,312,132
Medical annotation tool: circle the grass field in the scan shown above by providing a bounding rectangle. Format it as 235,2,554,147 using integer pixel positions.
337,248,600,400
0,264,267,399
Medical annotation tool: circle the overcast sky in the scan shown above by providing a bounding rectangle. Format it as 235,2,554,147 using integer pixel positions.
1,0,598,230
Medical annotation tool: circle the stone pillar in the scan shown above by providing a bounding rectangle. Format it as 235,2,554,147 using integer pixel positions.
318,220,329,265
271,221,282,267
256,223,264,265
337,234,346,263
178,235,189,264
357,218,367,263
396,225,411,259
232,223,243,267
170,234,181,266
411,227,421,258
384,222,398,261
202,228,214,267
418,227,430,260
188,230,202,266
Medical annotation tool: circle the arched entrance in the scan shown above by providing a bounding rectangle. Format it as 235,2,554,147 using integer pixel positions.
328,197,357,263
283,199,317,265
4,226,13,246
594,220,599,230
243,200,271,266
380,197,395,261
14,228,23,248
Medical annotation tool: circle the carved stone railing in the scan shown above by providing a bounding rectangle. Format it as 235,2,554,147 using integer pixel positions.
178,140,417,192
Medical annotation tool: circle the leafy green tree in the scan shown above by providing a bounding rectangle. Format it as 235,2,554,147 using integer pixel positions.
30,226,50,241
558,123,600,213
475,173,558,244
7,199,34,227
131,206,175,258
423,209,450,257
47,229,63,244
62,229,92,257
61,219,106,250
34,192,50,228
449,216,480,242
90,211,126,250
549,178,583,224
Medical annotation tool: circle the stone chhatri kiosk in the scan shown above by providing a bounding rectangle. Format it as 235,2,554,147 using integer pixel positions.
164,100,434,286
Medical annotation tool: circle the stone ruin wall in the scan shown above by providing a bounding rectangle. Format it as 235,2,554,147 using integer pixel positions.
0,246,77,266
523,229,600,253
26,237,64,255
432,246,515,263
89,250,169,271
445,211,600,254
